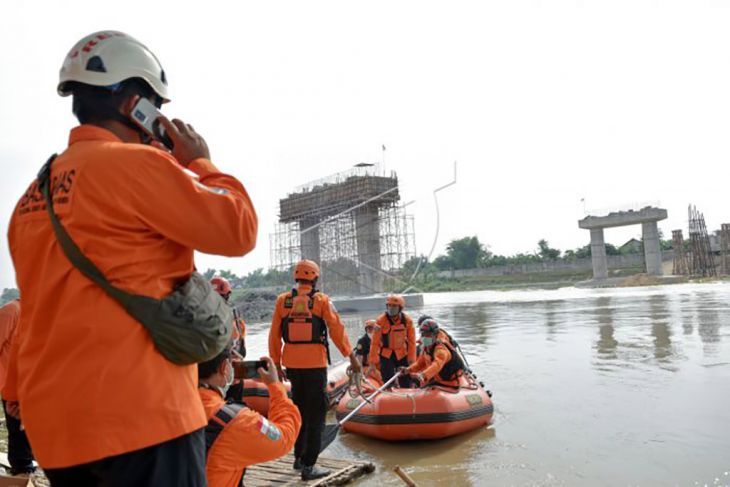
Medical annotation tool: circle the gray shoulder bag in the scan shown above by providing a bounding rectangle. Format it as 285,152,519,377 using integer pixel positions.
38,154,233,365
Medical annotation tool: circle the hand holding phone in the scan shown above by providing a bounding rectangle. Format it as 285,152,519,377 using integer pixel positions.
129,97,210,166
233,360,267,380
157,117,210,167
129,97,174,150
258,357,279,385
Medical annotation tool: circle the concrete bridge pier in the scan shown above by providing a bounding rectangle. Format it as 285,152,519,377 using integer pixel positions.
590,228,608,279
642,221,662,276
300,218,321,264
578,206,668,281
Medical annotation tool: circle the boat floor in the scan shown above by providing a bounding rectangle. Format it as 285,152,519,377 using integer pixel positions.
246,454,375,486
0,451,374,487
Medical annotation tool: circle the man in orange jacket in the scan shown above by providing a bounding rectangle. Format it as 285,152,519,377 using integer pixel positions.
268,260,362,481
5,31,257,486
368,295,416,388
0,300,35,476
402,318,466,388
199,352,301,487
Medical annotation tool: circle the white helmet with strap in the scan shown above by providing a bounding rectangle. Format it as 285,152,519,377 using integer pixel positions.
58,31,170,102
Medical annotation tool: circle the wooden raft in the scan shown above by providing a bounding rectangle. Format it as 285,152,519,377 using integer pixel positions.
245,454,375,486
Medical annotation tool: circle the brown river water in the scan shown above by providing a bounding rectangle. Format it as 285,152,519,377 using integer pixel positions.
245,282,730,486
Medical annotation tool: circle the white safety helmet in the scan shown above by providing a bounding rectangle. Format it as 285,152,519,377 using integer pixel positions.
58,31,170,102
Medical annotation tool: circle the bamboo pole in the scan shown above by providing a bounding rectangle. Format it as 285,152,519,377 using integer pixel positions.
393,465,418,486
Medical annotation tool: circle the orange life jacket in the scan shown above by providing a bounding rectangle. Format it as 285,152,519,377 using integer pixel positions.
280,289,330,363
426,332,466,382
382,313,408,351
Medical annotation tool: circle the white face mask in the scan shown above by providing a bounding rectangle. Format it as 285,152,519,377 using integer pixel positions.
221,360,235,396
386,305,400,317
367,331,373,339
421,336,434,348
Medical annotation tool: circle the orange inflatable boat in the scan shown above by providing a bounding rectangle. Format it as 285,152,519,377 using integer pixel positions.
242,361,350,416
335,375,494,441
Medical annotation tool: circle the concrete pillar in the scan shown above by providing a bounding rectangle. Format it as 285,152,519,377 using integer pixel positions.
642,221,663,276
355,205,383,294
590,228,608,279
299,218,321,264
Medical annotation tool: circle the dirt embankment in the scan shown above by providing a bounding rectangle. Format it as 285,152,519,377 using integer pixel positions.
231,289,278,322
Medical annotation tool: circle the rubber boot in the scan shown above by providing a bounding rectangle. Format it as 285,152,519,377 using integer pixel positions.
301,465,331,481
292,457,302,471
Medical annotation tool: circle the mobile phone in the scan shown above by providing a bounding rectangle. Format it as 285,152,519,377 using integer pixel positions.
129,97,174,150
233,360,267,380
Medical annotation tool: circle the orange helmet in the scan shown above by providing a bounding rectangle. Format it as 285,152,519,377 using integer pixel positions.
294,260,320,282
364,319,377,330
210,276,232,296
385,294,405,308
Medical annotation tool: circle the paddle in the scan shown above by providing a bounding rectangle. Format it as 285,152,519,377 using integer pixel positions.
319,371,403,452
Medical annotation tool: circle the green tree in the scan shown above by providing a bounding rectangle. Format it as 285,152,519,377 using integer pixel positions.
537,239,561,260
433,255,454,271
605,244,620,256
571,243,620,258
574,245,591,259
218,269,239,280
445,236,491,269
202,268,216,280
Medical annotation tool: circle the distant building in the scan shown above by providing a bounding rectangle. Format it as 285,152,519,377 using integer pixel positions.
619,238,643,254
709,231,721,253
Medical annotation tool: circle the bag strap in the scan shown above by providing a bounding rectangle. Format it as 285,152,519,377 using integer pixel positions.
38,154,133,307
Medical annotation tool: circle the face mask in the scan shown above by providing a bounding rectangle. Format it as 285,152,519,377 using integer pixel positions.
367,332,373,339
386,306,399,317
221,360,235,396
421,336,434,348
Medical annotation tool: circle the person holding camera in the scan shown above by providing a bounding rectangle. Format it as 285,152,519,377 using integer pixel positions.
5,31,257,486
198,352,301,487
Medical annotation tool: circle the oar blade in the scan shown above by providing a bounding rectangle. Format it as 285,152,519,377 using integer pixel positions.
319,423,340,453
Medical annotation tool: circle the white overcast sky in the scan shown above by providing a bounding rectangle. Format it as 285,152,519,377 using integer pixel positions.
1,0,729,288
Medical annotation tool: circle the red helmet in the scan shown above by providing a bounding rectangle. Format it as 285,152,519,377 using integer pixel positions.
210,276,232,296
385,294,405,308
364,319,377,330
294,260,320,281
419,318,439,335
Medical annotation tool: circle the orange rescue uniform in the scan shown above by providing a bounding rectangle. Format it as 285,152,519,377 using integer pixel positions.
200,383,301,487
407,330,461,388
0,300,20,393
232,315,246,355
268,284,353,369
5,125,258,468
368,312,417,366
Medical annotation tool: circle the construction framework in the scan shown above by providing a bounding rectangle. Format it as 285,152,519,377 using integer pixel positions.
688,205,717,277
721,223,730,275
270,164,416,296
671,229,689,276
